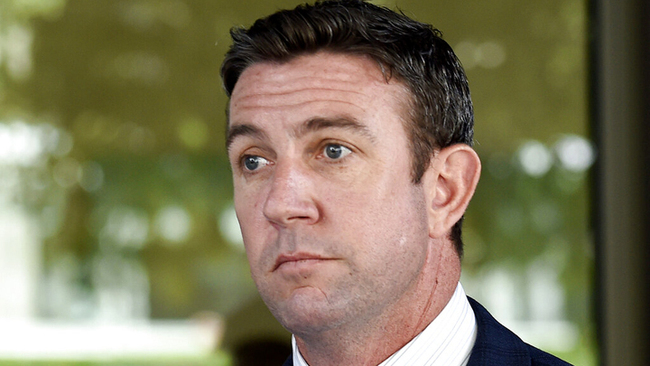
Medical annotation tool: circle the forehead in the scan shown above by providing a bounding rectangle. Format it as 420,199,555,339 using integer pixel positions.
228,52,410,127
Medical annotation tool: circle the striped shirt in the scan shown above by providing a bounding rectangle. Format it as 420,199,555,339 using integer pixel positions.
292,283,477,366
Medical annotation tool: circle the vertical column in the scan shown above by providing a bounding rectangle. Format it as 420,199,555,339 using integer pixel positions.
592,0,650,364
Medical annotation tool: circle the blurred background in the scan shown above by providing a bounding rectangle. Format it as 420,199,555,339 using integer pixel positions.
0,0,611,364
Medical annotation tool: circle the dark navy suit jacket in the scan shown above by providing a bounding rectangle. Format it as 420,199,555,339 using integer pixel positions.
281,297,571,366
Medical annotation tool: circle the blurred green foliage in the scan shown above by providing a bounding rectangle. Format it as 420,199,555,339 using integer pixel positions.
0,0,594,364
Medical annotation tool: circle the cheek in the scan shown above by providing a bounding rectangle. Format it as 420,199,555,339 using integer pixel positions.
336,184,428,253
233,179,268,226
234,196,266,261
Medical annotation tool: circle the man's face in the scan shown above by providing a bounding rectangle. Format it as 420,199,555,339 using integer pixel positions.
227,52,436,335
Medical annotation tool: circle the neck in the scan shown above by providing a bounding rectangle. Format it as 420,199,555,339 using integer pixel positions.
294,242,461,366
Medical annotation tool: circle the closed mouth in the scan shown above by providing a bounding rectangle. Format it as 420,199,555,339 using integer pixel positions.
273,253,331,271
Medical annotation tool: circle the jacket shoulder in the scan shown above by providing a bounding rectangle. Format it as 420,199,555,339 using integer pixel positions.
467,297,572,366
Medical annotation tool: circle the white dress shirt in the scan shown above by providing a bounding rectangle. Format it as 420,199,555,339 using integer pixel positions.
292,282,477,366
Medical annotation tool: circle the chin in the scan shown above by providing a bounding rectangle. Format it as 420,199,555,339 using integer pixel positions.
266,288,349,335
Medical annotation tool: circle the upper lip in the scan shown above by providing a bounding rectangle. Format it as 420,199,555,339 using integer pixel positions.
273,252,329,270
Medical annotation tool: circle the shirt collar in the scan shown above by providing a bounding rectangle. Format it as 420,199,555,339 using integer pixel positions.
292,282,477,366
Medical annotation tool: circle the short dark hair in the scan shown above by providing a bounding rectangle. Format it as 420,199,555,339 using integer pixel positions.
220,0,474,256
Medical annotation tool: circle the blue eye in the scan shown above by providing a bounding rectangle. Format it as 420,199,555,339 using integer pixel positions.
324,144,351,160
243,156,269,171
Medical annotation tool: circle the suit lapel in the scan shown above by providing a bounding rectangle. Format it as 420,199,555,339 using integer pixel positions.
466,297,532,366
282,356,294,366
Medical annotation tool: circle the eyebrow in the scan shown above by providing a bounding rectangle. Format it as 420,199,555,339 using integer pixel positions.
226,124,268,151
226,116,375,152
298,117,375,142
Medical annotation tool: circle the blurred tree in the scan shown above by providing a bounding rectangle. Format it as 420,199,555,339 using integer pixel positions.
0,0,594,364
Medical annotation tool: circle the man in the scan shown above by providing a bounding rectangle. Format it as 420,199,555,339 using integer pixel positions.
221,1,571,365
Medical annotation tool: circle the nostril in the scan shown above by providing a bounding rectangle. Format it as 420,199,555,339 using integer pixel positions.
292,215,312,221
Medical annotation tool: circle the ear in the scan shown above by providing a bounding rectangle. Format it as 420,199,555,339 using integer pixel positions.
422,144,481,239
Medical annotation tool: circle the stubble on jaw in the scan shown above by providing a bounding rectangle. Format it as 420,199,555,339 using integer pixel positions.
269,193,434,341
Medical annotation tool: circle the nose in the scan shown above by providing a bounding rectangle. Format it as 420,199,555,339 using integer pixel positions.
262,160,320,227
